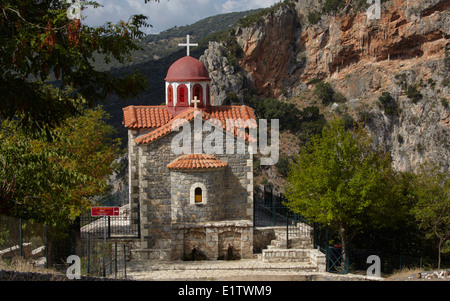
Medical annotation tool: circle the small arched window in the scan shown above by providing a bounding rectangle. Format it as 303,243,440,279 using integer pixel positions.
195,187,202,203
192,84,203,107
167,85,174,106
190,183,207,205
177,84,188,106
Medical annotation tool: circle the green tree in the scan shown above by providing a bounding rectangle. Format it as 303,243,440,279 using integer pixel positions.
0,0,158,136
412,163,450,269
0,106,122,228
314,81,335,105
285,118,394,261
253,98,302,131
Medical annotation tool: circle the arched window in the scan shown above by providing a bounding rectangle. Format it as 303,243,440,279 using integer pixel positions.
195,187,202,203
192,84,203,107
167,85,174,106
177,84,188,107
190,183,207,205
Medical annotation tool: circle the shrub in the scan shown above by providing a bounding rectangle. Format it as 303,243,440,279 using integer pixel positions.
254,98,302,131
308,10,322,24
314,81,335,105
379,92,399,116
405,85,423,104
275,155,291,177
322,0,346,14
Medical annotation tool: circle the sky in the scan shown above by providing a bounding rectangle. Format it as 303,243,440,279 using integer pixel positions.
82,0,281,34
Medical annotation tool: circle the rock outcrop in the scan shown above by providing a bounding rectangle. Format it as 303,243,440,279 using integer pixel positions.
200,0,449,172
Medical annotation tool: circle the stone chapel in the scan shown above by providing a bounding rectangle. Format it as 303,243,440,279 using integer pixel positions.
122,37,256,261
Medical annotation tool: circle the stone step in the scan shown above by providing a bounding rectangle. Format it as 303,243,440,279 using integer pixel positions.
262,249,311,263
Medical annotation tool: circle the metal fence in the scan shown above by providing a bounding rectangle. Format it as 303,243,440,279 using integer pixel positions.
80,205,140,239
78,237,129,278
0,215,47,264
254,185,430,274
1,186,139,278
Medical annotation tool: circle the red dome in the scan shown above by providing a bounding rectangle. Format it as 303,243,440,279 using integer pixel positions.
165,56,211,82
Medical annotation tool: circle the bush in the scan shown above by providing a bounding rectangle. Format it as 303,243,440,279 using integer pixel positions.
308,10,322,24
254,98,302,131
314,81,335,105
275,155,291,177
405,85,423,104
379,92,399,116
322,0,346,14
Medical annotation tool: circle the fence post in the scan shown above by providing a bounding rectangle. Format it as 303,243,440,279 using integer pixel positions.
19,218,23,257
286,211,289,249
123,244,127,279
108,216,111,238
115,242,118,278
45,224,48,269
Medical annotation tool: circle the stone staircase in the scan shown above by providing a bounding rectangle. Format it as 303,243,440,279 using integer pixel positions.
259,226,326,272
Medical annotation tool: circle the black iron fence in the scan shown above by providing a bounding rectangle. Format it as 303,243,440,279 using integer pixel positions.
80,204,140,239
254,184,429,275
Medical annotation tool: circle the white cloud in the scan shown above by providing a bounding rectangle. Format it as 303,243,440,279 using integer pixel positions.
83,0,281,34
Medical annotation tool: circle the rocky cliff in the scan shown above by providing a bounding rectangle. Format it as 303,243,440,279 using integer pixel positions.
200,0,449,174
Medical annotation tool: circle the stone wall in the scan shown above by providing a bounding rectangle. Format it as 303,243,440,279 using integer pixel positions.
171,220,253,260
130,119,254,260
170,168,226,223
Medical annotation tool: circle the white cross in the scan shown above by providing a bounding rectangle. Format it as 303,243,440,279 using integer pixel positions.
191,96,200,109
178,35,198,56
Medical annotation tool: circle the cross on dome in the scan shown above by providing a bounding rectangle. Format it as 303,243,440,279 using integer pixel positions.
178,35,198,56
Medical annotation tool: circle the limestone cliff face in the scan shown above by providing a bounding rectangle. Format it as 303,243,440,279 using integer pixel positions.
200,0,449,172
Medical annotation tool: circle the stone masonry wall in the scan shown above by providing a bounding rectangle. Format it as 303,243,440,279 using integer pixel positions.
132,119,254,258
170,169,226,223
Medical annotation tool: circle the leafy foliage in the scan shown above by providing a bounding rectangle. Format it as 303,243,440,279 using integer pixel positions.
251,98,302,131
0,0,154,136
314,81,335,105
411,163,450,268
0,105,122,227
237,0,295,28
286,118,396,252
378,92,399,116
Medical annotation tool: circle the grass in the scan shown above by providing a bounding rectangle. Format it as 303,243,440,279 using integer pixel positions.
0,256,58,274
384,267,424,281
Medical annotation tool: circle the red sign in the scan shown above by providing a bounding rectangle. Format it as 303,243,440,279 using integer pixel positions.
91,207,120,217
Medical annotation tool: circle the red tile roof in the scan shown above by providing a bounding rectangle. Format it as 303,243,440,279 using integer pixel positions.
124,106,257,145
123,106,174,129
167,154,228,170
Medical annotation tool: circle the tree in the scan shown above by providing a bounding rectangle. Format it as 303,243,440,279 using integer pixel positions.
314,81,335,105
285,118,394,262
0,105,122,228
0,0,159,136
412,163,450,269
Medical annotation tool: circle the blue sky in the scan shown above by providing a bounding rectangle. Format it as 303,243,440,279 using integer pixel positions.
83,0,281,34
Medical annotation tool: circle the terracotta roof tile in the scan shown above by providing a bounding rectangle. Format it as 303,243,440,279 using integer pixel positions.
123,106,174,129
167,154,228,170
124,106,257,145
